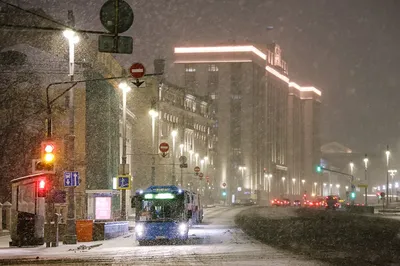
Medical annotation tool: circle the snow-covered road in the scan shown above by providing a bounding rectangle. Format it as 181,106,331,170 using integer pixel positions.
0,206,326,265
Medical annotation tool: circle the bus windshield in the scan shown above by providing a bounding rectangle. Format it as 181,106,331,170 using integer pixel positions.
137,197,184,222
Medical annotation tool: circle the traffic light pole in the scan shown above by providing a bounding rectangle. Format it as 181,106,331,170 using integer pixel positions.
319,166,355,205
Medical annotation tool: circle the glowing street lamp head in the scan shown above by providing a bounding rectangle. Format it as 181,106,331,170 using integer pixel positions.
336,184,340,188
179,144,184,149
292,178,296,183
63,29,79,44
301,179,305,184
195,153,199,158
204,156,209,161
282,177,285,181
149,109,158,118
171,130,178,137
314,182,317,186
118,82,131,92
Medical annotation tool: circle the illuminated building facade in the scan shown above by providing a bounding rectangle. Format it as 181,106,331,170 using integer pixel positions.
171,43,321,202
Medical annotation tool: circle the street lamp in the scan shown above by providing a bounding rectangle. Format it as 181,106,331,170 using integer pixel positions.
386,146,390,207
149,109,158,186
345,185,349,191
323,183,327,196
119,82,131,222
171,130,178,185
329,183,333,194
314,182,318,195
179,143,184,156
349,161,354,175
62,29,80,245
363,154,369,205
292,178,296,195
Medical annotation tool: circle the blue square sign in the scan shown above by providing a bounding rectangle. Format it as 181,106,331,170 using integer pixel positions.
117,175,131,190
64,171,80,187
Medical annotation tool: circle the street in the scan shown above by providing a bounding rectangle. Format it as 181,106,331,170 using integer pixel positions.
0,206,325,265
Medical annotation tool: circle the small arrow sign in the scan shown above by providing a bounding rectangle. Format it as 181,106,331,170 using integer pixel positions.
132,79,145,88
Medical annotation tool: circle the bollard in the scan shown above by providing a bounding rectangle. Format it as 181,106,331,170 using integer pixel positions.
51,213,62,247
2,202,11,231
0,203,2,232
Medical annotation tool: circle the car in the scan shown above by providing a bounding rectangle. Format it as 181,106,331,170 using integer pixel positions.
293,200,301,206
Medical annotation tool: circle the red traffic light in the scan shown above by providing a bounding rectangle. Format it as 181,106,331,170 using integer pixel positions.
39,180,45,189
38,179,46,197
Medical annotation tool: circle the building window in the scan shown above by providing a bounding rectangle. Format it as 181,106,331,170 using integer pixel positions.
208,64,219,91
185,64,196,88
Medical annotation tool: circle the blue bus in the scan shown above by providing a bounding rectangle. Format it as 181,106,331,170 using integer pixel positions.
131,185,202,245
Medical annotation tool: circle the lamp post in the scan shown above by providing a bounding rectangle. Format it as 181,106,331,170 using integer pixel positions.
386,146,390,208
171,130,178,185
329,183,333,194
282,177,286,196
314,182,318,196
363,154,369,205
63,29,79,245
149,109,158,185
179,144,184,156
323,183,327,196
292,178,296,195
389,169,397,202
195,153,199,166
119,82,131,221
189,150,194,164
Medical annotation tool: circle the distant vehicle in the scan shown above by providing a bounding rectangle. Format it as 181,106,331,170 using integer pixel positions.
242,199,257,206
293,200,301,207
271,198,290,207
131,185,202,245
325,195,340,210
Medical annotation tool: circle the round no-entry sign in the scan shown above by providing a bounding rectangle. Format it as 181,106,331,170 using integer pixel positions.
194,166,200,173
222,182,227,187
159,142,169,153
199,172,204,178
130,62,145,79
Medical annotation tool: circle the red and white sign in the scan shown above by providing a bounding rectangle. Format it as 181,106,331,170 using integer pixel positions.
199,172,204,178
129,63,145,79
159,142,169,153
194,166,200,173
222,182,227,187
199,176,203,181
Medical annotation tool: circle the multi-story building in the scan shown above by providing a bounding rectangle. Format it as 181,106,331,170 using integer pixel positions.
129,70,216,202
171,43,321,202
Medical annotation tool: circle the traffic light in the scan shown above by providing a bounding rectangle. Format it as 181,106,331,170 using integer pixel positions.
316,165,322,173
222,190,227,197
380,192,386,199
41,141,55,164
350,191,356,199
38,179,47,197
36,140,56,173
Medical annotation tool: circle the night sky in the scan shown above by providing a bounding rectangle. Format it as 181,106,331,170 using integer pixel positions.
21,0,400,154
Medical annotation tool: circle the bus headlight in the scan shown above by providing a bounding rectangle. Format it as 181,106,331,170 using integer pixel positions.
136,223,144,236
179,223,187,235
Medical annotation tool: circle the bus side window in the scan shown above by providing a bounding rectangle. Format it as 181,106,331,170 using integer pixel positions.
131,196,137,208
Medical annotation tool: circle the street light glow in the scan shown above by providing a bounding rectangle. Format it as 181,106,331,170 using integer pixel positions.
63,29,79,44
149,109,158,118
336,184,340,189
282,177,285,181
292,178,296,182
171,130,178,137
118,82,131,92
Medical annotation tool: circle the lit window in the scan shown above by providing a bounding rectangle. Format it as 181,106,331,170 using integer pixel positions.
208,64,219,72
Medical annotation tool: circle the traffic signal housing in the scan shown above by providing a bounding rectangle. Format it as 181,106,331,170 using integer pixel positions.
222,190,227,197
37,179,47,197
316,165,323,173
350,191,356,199
41,141,55,164
35,140,56,173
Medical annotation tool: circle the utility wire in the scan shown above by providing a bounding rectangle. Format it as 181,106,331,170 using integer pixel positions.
0,0,73,30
